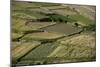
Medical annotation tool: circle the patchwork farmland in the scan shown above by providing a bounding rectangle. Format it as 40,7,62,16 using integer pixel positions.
11,1,96,66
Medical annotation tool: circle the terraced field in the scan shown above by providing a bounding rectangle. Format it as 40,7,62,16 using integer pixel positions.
11,1,96,66
40,23,82,35
21,32,65,41
12,41,41,63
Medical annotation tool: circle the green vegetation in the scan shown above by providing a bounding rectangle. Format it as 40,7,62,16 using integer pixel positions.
46,14,76,22
21,43,58,60
83,23,96,31
11,1,96,66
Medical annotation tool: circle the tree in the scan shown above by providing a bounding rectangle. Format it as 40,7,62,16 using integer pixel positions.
74,23,79,27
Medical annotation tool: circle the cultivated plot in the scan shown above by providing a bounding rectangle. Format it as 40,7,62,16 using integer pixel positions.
11,1,96,66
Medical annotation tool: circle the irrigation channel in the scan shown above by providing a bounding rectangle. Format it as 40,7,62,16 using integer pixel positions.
15,23,84,65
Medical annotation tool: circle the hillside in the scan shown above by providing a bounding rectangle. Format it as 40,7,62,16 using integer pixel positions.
11,1,96,66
